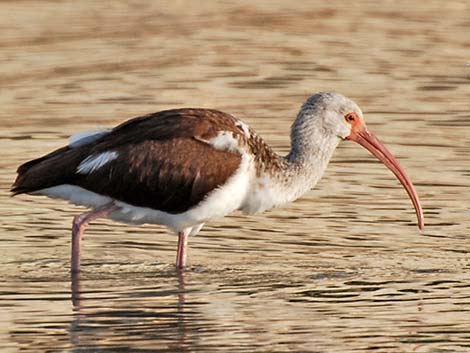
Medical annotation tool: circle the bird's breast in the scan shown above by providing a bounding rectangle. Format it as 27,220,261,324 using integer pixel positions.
240,176,293,214
183,152,254,223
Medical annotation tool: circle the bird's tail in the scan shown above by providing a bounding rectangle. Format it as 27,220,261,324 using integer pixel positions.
11,146,83,195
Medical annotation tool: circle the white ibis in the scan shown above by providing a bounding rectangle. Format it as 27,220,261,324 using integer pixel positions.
12,92,424,272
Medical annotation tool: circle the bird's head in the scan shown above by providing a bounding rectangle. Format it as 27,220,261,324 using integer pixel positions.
300,92,424,230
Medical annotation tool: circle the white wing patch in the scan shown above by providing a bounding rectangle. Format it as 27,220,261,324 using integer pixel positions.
208,131,241,153
235,120,251,138
69,129,110,148
77,151,118,174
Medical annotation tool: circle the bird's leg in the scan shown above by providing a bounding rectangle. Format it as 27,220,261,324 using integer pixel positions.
176,229,190,270
71,202,120,273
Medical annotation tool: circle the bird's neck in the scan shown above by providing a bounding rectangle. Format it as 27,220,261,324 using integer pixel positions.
244,122,340,214
282,124,340,199
287,119,340,167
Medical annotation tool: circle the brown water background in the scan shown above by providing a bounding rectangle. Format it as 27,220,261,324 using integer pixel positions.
1,1,470,352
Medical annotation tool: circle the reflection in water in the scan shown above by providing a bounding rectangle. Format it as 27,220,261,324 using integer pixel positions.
176,271,188,353
69,270,191,352
71,272,81,309
1,0,470,352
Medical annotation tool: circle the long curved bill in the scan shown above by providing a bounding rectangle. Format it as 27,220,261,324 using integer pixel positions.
347,128,424,230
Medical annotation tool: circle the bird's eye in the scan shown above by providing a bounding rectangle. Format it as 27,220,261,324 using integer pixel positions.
345,113,356,123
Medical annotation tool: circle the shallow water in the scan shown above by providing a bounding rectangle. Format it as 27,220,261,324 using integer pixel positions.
1,1,470,352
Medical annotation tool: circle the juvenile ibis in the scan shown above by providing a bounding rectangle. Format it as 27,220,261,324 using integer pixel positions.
11,92,424,272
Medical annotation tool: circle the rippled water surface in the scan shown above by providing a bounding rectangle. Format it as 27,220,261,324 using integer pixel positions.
1,1,470,352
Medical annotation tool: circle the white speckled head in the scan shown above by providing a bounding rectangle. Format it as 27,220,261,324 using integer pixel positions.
289,92,364,162
296,92,363,139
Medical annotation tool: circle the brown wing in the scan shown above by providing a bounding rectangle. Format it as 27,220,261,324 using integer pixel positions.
12,108,244,213
73,138,241,213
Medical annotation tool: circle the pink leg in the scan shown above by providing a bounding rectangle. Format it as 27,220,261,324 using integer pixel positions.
71,203,119,273
175,230,189,270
